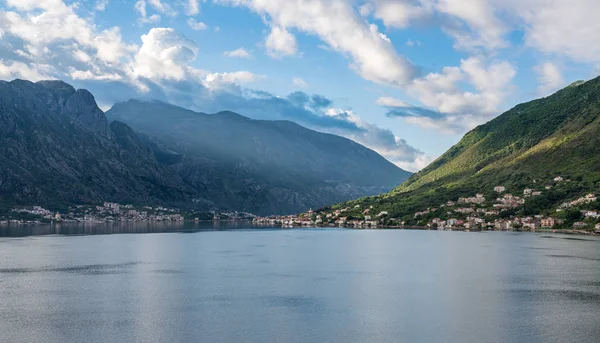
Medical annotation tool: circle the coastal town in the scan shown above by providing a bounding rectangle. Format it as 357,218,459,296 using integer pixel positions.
254,176,600,235
3,176,600,235
0,202,255,225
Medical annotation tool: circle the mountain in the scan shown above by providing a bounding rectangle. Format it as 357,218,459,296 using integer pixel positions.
106,100,411,214
0,79,410,215
0,79,194,210
328,77,600,220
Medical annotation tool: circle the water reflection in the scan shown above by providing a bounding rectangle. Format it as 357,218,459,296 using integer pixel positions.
0,230,598,343
0,221,278,237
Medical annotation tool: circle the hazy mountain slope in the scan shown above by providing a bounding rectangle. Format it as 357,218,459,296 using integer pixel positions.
106,100,411,214
0,80,193,210
329,77,600,218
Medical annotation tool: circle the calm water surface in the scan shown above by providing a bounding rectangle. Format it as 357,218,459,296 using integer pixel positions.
1,224,599,343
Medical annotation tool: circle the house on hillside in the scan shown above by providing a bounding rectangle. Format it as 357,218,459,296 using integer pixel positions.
573,222,587,229
494,186,506,193
522,222,539,230
541,218,556,228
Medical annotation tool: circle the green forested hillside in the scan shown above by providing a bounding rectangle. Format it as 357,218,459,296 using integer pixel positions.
328,77,600,222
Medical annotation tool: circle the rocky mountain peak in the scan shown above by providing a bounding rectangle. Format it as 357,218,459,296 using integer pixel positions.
64,88,109,136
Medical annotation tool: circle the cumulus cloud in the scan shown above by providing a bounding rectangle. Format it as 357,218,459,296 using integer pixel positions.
0,60,54,81
534,62,564,96
133,28,199,81
376,97,411,108
370,0,433,29
292,77,308,88
265,26,297,58
134,0,168,24
146,0,177,16
367,0,506,51
205,71,265,88
504,0,600,64
224,48,252,58
95,0,109,11
370,0,600,63
216,0,417,86
187,18,208,31
436,0,507,51
186,0,200,16
383,57,516,132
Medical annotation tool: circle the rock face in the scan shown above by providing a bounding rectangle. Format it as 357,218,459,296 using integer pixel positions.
106,100,411,215
0,79,411,215
0,79,191,209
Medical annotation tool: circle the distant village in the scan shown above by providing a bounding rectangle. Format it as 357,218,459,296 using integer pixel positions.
0,202,255,225
4,176,600,235
254,176,600,235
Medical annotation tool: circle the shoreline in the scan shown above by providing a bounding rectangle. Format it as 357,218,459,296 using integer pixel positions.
1,221,598,237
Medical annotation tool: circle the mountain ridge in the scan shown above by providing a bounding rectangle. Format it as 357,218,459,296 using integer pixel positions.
327,76,600,222
0,79,410,215
106,99,411,214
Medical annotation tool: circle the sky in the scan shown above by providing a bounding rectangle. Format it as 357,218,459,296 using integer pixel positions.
0,0,599,172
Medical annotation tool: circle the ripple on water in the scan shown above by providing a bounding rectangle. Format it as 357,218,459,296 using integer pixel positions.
0,262,143,275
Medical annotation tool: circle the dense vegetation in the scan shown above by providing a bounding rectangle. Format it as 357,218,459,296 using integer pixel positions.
328,77,600,223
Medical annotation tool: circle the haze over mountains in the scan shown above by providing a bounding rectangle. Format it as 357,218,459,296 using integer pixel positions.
106,100,410,214
0,79,410,215
331,77,600,218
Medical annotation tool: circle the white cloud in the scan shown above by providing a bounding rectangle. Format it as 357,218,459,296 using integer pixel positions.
371,0,433,29
95,0,109,11
217,0,417,86
406,39,422,47
0,0,136,67
187,18,208,30
204,71,265,88
382,57,516,132
359,3,373,17
369,0,600,64
224,48,252,58
186,0,200,16
147,0,177,16
436,0,507,51
0,60,53,81
134,1,162,24
265,26,297,58
508,0,600,64
412,57,515,116
134,0,148,18
534,62,564,96
69,67,123,81
376,97,411,108
133,28,199,81
292,77,308,88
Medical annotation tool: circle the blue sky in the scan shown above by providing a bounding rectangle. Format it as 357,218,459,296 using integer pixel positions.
1,0,599,171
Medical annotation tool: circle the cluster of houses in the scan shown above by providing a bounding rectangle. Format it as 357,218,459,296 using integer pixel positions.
2,202,258,225
254,177,600,234
558,194,598,210
253,207,390,228
418,182,599,231
3,203,185,224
